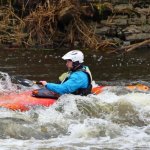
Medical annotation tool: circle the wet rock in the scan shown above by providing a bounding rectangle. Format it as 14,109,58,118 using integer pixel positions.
114,4,133,12
95,26,111,35
141,25,150,32
126,33,150,41
128,16,147,25
115,3,133,10
123,41,130,46
135,8,150,15
112,37,123,45
148,16,150,24
123,25,142,35
116,27,125,39
112,18,128,25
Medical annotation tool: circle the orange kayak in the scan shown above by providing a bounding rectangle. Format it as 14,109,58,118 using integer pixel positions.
0,91,56,111
0,84,149,111
92,84,149,94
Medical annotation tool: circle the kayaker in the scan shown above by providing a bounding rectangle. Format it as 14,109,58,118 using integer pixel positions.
32,50,92,97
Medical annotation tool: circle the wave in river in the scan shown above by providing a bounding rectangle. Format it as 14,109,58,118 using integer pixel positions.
0,72,150,149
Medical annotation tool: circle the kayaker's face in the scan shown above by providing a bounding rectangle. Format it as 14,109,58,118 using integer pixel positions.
66,60,73,70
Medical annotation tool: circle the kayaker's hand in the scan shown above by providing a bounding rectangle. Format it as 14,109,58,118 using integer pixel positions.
40,81,47,86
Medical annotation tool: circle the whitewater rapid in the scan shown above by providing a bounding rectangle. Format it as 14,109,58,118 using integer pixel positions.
0,72,150,150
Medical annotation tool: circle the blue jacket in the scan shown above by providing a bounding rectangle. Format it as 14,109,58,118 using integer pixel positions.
45,71,89,95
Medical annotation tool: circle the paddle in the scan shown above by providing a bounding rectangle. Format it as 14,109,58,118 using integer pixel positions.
14,77,149,92
12,77,42,87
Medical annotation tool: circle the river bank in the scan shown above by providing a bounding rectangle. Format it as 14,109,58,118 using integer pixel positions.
0,0,150,52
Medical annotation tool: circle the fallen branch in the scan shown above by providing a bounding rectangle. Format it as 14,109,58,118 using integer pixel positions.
125,39,150,52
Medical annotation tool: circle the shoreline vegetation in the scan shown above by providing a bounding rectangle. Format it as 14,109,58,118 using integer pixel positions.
0,0,150,53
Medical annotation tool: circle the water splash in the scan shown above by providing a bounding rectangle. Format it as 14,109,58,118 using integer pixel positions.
0,71,38,95
0,71,16,94
0,73,149,149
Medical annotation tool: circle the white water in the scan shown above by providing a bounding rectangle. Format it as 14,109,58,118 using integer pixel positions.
0,72,150,150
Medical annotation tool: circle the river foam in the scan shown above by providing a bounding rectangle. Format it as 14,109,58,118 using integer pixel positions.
0,72,150,149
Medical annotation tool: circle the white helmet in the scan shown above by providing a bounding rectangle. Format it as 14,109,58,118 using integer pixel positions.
62,50,84,63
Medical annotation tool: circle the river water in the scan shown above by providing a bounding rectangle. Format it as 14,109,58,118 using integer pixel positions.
0,48,150,149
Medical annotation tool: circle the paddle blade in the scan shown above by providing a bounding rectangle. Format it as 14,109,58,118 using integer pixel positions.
17,79,34,87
